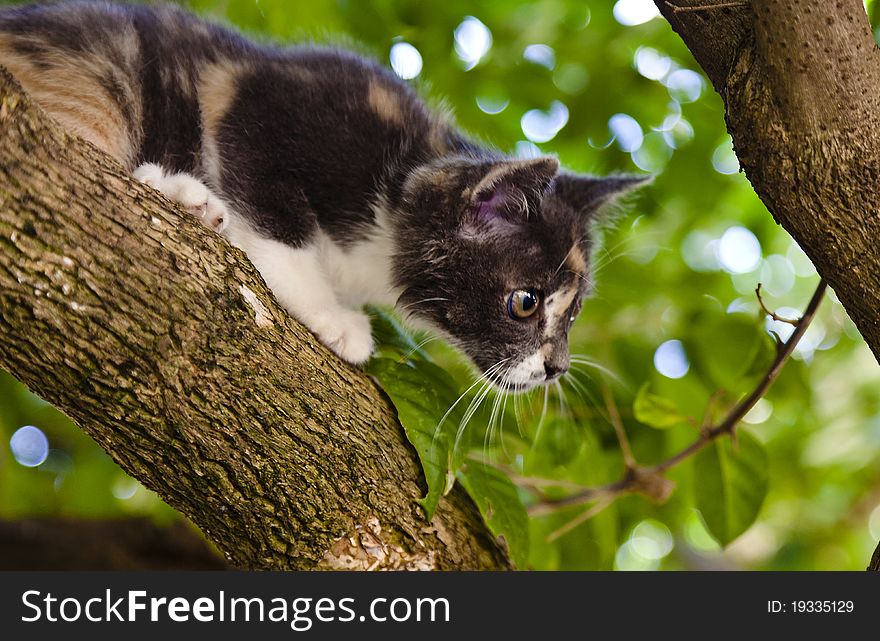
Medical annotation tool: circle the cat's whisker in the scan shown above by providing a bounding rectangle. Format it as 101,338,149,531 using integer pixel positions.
591,244,667,277
454,358,512,457
554,243,579,277
565,269,594,290
398,334,440,363
562,369,612,425
452,380,489,458
484,367,510,459
434,357,509,452
483,383,500,459
457,375,497,456
512,381,525,440
570,355,625,385
589,234,637,272
495,373,514,460
397,297,451,313
530,384,551,453
504,381,516,457
554,379,568,417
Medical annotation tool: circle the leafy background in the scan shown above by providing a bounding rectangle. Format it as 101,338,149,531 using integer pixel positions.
2,0,880,570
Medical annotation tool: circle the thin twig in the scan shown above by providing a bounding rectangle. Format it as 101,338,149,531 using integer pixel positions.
756,283,800,326
664,1,749,13
530,280,827,515
698,390,725,433
545,499,614,543
490,463,593,493
602,382,636,469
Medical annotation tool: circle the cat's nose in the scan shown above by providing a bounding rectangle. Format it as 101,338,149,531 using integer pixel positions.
544,360,568,380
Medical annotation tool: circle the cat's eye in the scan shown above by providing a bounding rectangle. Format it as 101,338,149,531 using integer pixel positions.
507,289,540,319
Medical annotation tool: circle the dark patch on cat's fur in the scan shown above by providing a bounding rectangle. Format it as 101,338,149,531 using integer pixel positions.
218,52,437,245
0,1,649,381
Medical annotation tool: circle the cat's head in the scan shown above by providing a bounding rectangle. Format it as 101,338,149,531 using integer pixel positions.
395,155,649,392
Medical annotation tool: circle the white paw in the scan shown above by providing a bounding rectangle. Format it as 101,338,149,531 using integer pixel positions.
312,309,374,364
133,162,165,187
133,163,229,232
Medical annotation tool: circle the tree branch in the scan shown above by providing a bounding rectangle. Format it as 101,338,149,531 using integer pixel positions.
0,67,510,570
656,0,880,365
527,281,825,516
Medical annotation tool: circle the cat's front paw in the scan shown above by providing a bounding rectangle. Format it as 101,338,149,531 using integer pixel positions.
312,309,374,364
133,163,229,232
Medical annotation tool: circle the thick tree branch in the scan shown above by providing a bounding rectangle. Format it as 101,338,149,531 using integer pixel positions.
656,0,880,364
0,68,509,570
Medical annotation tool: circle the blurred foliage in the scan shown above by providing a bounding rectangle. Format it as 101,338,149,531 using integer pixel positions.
2,0,880,570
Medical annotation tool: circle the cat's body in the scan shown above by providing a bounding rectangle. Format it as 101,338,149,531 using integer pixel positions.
0,1,646,391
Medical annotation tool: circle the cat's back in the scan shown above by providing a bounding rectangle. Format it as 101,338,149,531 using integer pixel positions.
217,42,446,243
0,2,445,202
0,1,253,168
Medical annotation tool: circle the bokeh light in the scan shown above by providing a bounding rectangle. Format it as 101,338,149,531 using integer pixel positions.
476,95,509,115
664,69,703,103
389,42,423,79
712,137,741,174
717,226,762,274
454,16,492,69
608,113,643,152
760,255,796,297
515,140,543,158
9,425,49,467
521,101,569,143
743,399,773,425
632,520,674,558
523,44,556,69
654,339,690,379
614,539,660,570
632,131,673,172
613,0,661,26
634,46,671,80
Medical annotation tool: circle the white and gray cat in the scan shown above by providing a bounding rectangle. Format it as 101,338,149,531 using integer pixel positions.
0,1,648,392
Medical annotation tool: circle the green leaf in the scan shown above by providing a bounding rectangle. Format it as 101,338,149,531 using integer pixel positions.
694,430,769,546
691,313,766,391
633,383,687,429
368,358,462,519
367,305,432,362
458,461,529,569
526,417,586,470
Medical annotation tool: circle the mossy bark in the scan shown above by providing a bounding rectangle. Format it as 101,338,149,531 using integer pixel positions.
0,68,510,570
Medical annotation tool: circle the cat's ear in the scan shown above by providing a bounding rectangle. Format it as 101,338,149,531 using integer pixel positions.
470,156,560,223
554,173,652,215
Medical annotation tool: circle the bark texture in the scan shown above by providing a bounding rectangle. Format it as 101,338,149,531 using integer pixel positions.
656,0,880,363
0,68,510,570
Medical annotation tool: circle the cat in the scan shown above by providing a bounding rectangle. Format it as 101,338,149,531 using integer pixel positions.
0,1,648,392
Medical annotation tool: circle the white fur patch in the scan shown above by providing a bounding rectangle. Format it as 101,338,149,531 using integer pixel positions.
505,350,546,388
134,164,229,232
542,285,577,339
315,205,400,308
222,219,378,364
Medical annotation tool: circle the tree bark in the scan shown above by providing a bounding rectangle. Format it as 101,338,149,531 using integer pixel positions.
656,0,880,363
868,539,880,571
0,68,510,570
